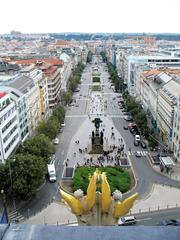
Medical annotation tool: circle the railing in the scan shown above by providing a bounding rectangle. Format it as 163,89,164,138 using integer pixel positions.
129,203,180,215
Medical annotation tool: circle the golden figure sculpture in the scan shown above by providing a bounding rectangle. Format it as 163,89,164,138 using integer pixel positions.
60,169,138,225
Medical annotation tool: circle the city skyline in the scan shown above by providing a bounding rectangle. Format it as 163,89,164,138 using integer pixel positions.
0,0,180,34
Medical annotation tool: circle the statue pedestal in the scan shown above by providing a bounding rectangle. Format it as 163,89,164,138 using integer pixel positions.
89,136,104,154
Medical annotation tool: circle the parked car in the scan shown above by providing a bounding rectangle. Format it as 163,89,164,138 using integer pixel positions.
124,115,133,121
135,151,141,157
134,140,139,146
135,135,140,142
61,122,65,127
121,109,127,113
160,219,180,226
123,124,128,130
53,138,59,145
118,216,136,226
141,141,147,148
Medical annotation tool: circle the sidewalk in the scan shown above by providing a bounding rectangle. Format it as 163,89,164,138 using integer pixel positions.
131,184,180,214
24,202,77,225
148,153,180,181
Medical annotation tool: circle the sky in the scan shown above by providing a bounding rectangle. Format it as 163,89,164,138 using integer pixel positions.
0,0,180,34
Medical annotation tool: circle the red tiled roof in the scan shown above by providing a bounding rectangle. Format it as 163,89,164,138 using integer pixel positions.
0,92,7,99
55,40,71,46
15,58,63,66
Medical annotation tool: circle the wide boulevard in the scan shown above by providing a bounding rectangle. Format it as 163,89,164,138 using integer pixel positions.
11,56,180,225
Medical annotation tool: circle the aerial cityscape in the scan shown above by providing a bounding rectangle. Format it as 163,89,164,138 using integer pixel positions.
0,0,180,239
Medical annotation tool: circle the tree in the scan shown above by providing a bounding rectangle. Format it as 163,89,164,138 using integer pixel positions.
9,154,46,200
87,51,93,63
37,116,59,139
23,134,55,163
53,106,65,123
61,90,73,105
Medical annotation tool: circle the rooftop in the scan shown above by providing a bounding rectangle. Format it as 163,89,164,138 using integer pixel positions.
0,92,6,99
15,58,63,66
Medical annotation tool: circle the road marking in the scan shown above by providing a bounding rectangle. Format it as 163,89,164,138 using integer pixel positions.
66,115,88,118
136,217,152,222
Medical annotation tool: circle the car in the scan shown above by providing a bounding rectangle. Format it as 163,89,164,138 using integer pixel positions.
61,122,65,127
160,219,180,226
121,109,127,113
118,216,136,226
141,141,147,148
75,104,79,107
134,140,139,146
124,115,133,121
123,124,128,130
135,135,140,142
59,128,63,133
135,151,141,157
53,138,59,145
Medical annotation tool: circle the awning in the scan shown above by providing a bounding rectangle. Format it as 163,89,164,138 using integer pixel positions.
160,156,175,167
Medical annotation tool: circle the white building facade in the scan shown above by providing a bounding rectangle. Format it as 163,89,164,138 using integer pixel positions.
0,92,20,163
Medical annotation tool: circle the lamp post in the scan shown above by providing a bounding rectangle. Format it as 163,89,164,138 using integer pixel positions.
1,189,9,223
9,159,16,210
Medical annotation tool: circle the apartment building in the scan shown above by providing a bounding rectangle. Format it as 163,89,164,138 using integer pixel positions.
60,53,72,91
0,91,20,163
20,65,50,119
157,80,180,147
172,99,180,162
8,76,41,137
127,56,180,95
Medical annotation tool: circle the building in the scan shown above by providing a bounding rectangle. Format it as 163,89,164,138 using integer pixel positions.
59,53,72,92
126,55,180,95
172,98,180,162
157,80,180,147
7,76,41,137
0,91,20,163
20,65,50,119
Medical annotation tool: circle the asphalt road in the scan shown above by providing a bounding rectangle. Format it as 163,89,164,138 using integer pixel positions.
15,57,180,223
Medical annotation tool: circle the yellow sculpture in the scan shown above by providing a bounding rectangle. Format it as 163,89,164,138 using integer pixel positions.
101,172,111,213
60,169,138,225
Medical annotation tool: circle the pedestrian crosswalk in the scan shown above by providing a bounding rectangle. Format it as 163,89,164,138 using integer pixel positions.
9,210,25,223
128,150,148,156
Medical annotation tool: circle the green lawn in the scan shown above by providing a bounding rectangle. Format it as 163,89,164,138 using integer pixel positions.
92,76,100,82
92,85,101,91
72,166,131,194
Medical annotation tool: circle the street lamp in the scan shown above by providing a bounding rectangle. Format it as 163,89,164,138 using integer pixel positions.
9,159,16,210
1,189,9,223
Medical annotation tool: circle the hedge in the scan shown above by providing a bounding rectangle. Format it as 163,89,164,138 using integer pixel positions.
72,166,131,194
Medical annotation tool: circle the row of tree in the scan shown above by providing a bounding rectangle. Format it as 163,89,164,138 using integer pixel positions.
107,62,124,92
86,51,93,63
0,106,65,200
122,92,158,147
61,62,85,105
100,51,107,63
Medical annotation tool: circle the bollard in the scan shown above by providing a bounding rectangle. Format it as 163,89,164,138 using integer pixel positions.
149,208,150,212
158,206,159,211
167,205,169,209
176,203,178,208
57,221,58,226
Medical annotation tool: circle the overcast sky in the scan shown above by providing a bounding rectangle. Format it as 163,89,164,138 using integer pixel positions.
0,0,180,34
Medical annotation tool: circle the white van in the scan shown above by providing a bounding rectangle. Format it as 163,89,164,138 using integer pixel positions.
47,164,56,182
